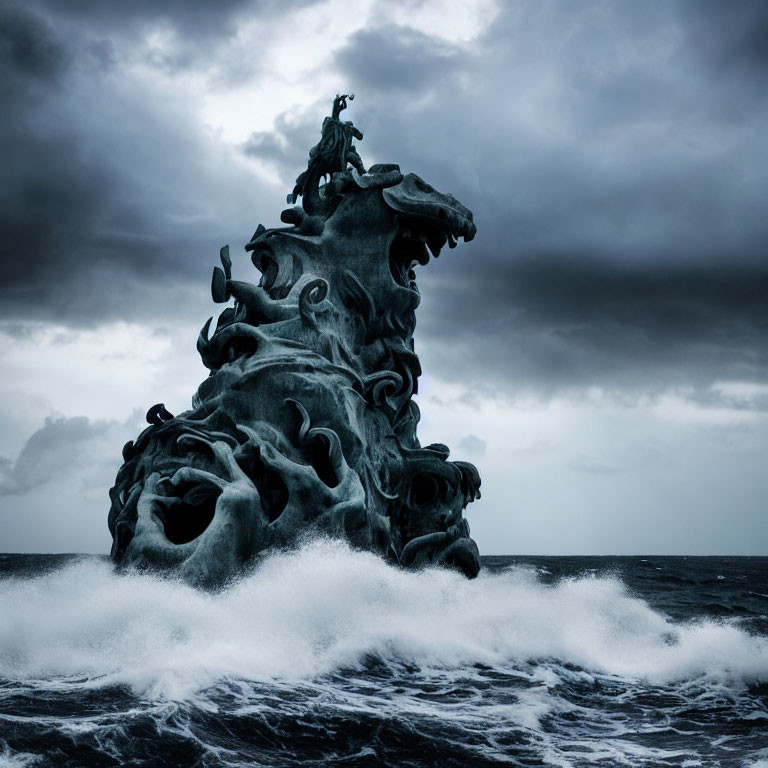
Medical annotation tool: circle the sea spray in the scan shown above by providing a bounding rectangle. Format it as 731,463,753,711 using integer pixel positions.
1,539,766,701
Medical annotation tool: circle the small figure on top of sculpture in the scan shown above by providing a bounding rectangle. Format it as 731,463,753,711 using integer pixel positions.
289,94,366,214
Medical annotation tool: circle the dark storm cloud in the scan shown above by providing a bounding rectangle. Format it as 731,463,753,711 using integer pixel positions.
331,1,768,396
335,26,463,93
26,0,322,75
0,2,269,325
2,0,767,398
0,4,69,82
27,0,304,47
418,256,768,396
680,0,768,76
690,386,768,414
0,416,111,496
243,107,322,181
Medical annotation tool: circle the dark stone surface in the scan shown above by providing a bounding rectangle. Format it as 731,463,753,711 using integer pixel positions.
108,96,481,585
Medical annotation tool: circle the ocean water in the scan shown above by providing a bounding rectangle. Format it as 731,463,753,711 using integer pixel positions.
0,540,766,767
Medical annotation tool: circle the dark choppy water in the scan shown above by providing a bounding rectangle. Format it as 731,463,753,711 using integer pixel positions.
0,541,766,767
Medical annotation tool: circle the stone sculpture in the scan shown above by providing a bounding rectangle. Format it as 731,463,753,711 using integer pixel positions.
108,96,481,586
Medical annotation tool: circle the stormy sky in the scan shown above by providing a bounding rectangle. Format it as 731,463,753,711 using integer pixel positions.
1,0,766,554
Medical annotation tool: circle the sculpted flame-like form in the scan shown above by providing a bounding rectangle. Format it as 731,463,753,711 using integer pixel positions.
108,96,481,585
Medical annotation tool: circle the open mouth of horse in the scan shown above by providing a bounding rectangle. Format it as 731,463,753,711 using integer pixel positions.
388,223,446,291
385,174,476,293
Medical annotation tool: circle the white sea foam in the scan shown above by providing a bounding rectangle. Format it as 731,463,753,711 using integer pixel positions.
0,539,766,700
0,745,40,767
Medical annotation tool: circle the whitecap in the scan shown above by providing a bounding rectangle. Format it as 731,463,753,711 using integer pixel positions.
0,538,766,700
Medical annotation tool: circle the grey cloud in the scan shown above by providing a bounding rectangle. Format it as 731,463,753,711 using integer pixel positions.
335,25,463,94
457,435,487,457
0,4,268,326
325,1,768,398
678,0,768,76
30,0,259,44
25,0,322,75
687,386,768,414
0,416,112,496
0,4,69,83
567,455,622,476
0,322,42,341
243,106,324,182
418,256,768,397
2,0,767,403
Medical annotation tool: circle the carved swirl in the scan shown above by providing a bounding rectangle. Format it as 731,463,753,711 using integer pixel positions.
298,277,329,329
